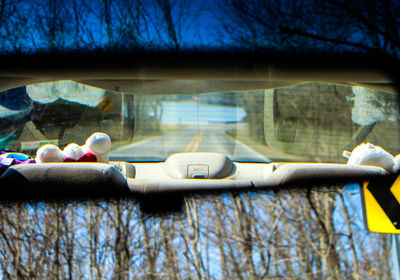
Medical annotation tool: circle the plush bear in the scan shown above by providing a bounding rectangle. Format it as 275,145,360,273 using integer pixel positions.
394,155,400,174
63,143,97,162
343,143,397,173
35,132,111,163
36,144,67,163
63,143,84,161
81,132,111,163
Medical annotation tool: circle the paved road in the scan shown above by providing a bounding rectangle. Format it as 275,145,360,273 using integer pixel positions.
110,124,269,162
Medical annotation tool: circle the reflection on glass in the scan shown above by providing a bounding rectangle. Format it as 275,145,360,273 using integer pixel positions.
26,81,106,106
0,81,398,163
264,84,400,162
352,86,399,125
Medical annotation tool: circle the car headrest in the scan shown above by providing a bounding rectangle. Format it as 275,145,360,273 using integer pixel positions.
0,163,131,200
110,161,136,178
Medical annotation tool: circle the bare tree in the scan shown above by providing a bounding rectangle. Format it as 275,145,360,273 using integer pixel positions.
220,0,400,58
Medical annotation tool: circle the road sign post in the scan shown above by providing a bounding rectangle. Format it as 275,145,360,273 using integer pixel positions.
392,234,400,280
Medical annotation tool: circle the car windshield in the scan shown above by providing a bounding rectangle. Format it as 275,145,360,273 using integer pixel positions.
2,80,399,163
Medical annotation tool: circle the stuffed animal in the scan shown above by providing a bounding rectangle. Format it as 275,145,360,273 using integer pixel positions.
35,132,111,163
394,155,400,173
82,132,111,163
0,152,35,175
62,143,96,162
36,144,67,163
63,143,84,161
343,143,396,173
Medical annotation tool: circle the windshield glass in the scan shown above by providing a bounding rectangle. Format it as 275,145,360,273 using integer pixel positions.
1,81,399,162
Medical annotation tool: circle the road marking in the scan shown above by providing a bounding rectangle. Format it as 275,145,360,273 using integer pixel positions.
184,134,197,152
190,130,205,152
184,130,205,152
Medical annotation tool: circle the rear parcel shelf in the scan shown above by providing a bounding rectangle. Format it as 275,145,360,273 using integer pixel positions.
0,161,391,200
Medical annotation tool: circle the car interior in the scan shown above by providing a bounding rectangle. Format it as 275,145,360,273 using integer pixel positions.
0,53,397,204
1,0,400,278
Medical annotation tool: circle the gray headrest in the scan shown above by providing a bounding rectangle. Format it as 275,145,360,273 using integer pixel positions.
0,163,131,199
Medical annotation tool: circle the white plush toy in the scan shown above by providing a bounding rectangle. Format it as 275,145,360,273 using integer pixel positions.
82,132,111,163
35,132,111,163
343,143,395,173
36,144,67,163
63,143,85,161
394,155,400,173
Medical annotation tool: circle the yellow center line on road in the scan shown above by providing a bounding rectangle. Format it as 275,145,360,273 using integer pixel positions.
184,130,205,152
184,134,197,152
190,130,205,152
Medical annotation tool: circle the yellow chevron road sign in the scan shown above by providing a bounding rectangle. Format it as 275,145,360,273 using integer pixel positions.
361,175,400,233
97,96,115,114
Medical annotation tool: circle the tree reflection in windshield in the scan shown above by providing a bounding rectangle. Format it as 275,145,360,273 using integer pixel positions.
0,188,392,279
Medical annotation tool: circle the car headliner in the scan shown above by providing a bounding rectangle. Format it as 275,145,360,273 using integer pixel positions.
0,52,397,94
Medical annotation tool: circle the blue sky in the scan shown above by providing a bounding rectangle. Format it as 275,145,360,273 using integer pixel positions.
0,0,228,54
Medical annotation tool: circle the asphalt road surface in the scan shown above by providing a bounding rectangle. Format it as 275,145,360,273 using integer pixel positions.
110,124,269,162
